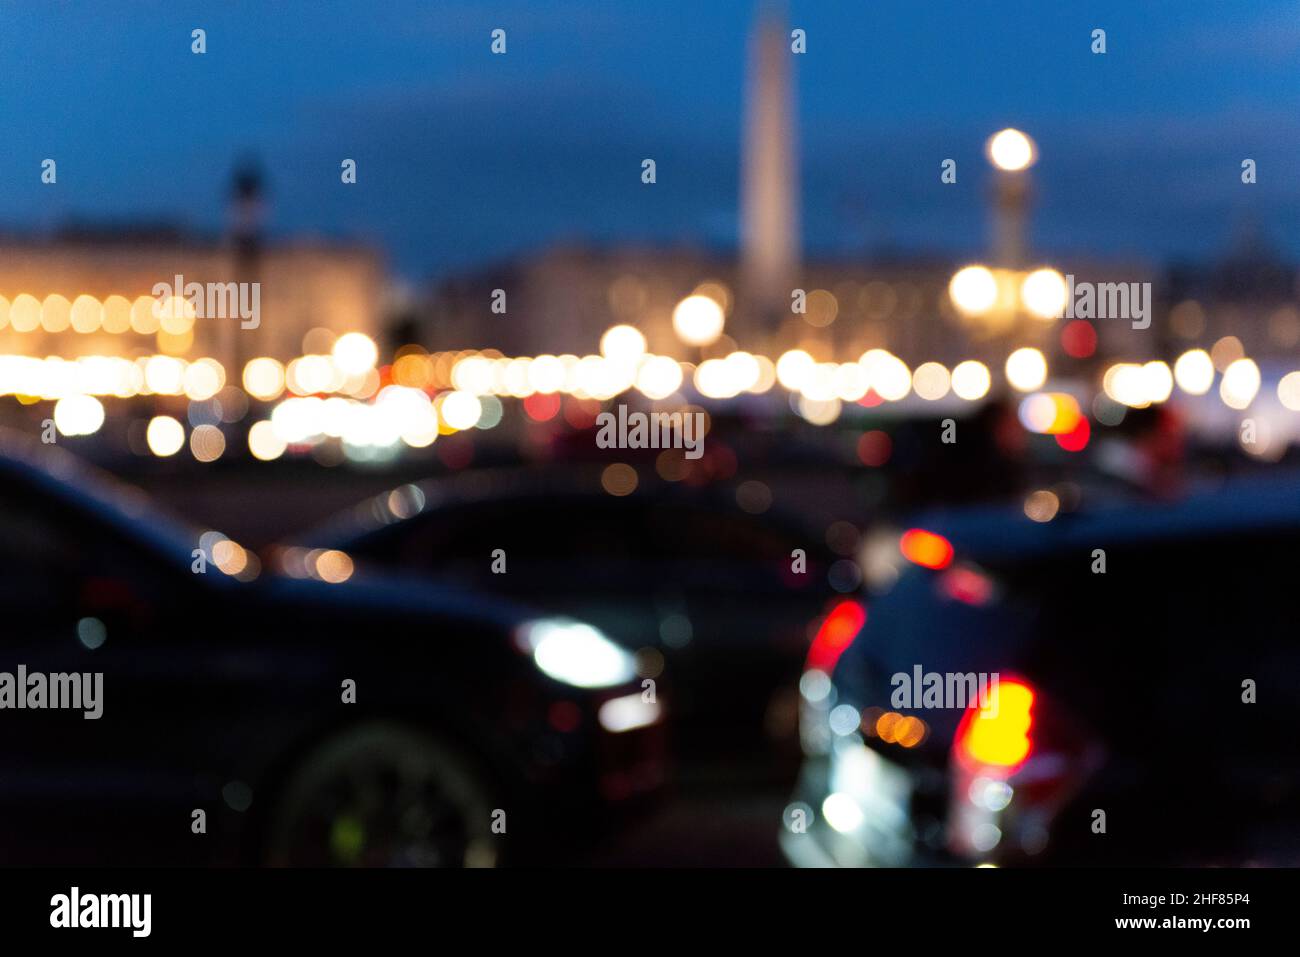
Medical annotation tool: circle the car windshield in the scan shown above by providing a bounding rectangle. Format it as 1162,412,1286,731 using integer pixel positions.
838,564,1040,716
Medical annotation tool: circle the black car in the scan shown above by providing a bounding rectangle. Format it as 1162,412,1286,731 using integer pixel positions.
0,433,663,866
786,474,1300,866
284,468,839,769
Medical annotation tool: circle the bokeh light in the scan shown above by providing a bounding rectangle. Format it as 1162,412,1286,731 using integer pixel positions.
1005,348,1047,392
671,294,725,346
986,128,1037,171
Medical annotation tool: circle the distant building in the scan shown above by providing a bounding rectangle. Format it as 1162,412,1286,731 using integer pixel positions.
421,243,1160,370
0,163,384,377
0,231,384,370
419,7,1167,371
1164,231,1300,361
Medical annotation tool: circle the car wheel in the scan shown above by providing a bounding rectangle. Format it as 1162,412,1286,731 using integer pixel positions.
265,722,499,867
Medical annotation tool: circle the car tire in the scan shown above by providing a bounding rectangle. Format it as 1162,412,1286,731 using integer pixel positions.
264,721,499,867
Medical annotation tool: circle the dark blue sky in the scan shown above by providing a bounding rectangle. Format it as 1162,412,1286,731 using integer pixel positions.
4,0,1299,280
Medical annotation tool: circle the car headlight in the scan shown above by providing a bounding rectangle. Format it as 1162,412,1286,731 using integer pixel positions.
516,618,637,689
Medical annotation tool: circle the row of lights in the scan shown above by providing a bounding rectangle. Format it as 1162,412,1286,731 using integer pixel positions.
0,333,382,404
445,343,1015,409
0,293,200,336
13,323,1300,462
1,354,228,401
18,340,1280,455
949,265,1068,321
1102,348,1267,411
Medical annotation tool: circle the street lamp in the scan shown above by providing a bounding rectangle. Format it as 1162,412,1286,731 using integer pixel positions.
986,128,1037,173
1020,267,1068,320
672,294,725,347
948,263,1065,327
949,265,1000,317
985,128,1037,270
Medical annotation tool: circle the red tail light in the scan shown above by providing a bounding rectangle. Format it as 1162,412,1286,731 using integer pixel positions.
900,528,953,569
953,679,1035,776
939,565,994,606
804,599,866,674
949,677,1098,861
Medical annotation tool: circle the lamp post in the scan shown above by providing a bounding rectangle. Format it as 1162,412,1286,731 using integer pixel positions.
986,128,1037,270
229,160,264,378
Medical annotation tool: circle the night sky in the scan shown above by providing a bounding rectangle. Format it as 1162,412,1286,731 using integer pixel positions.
3,0,1299,280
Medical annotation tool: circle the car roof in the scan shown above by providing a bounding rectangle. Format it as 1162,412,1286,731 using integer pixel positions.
912,470,1300,564
0,429,200,571
0,433,537,626
292,464,819,548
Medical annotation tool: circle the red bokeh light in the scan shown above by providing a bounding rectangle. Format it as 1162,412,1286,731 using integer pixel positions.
1055,415,1091,452
564,398,602,430
1061,320,1097,359
524,393,562,422
857,430,892,467
805,599,868,674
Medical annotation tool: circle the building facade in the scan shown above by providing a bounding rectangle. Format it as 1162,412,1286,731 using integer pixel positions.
0,232,384,371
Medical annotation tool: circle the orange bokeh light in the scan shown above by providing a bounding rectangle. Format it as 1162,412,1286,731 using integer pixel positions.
900,529,954,570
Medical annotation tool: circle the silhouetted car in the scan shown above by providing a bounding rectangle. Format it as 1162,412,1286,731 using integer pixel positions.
284,468,839,770
785,475,1300,866
0,434,663,866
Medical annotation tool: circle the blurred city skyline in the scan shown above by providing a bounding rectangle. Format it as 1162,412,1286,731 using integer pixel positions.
4,0,1300,280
